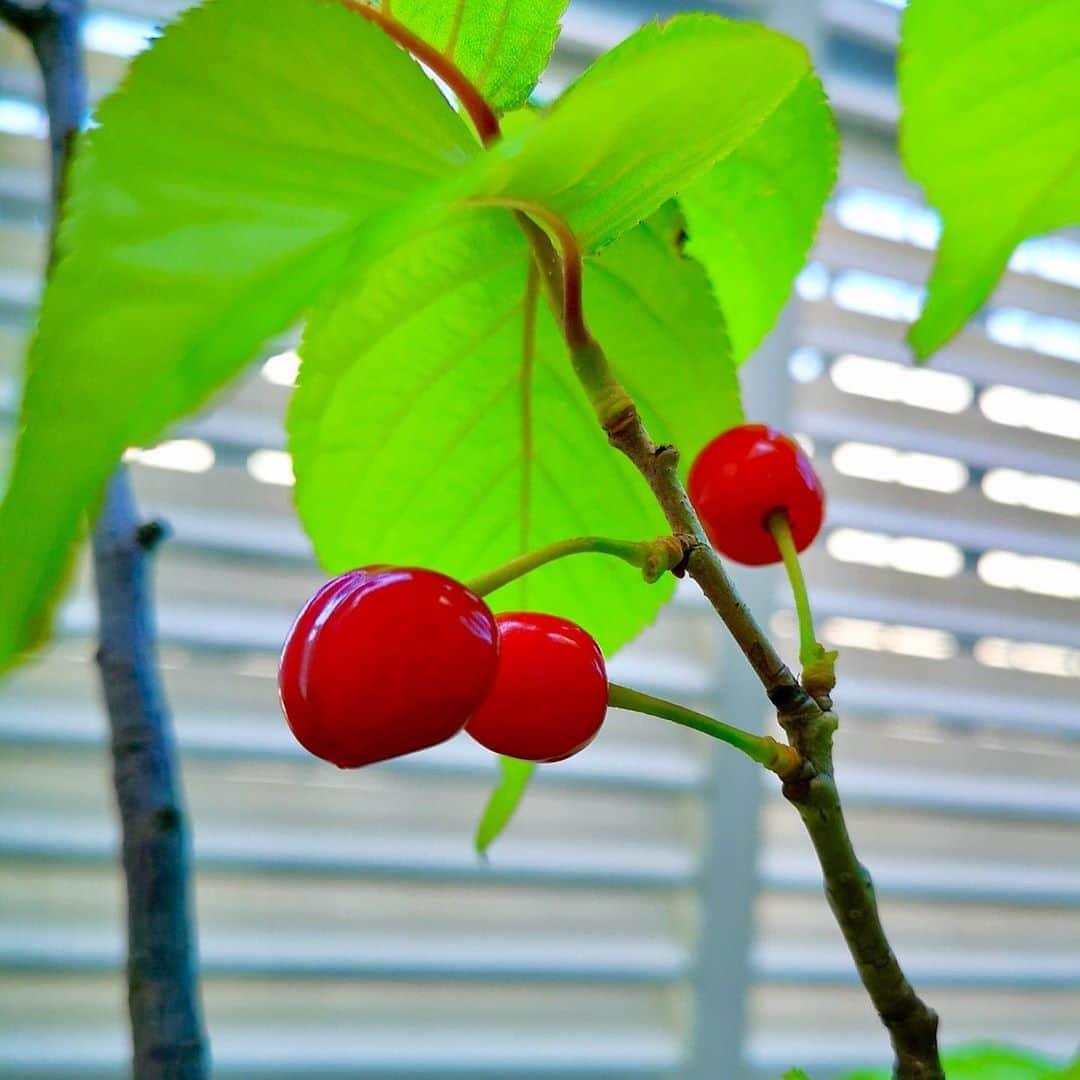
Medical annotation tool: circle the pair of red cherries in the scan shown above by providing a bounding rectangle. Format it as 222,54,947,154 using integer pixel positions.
280,568,607,767
279,425,824,768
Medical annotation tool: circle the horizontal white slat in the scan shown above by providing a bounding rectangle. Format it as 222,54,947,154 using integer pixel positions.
759,891,1080,955
826,667,1080,738
0,706,708,793
10,930,1080,992
801,563,1080,650
755,941,1080,990
803,299,1080,403
0,220,41,280
148,505,311,562
0,1030,681,1079
762,850,1080,907
818,471,1080,564
0,819,700,888
0,928,689,984
818,216,1080,325
7,694,1080,825
8,702,1080,823
9,815,1080,908
797,376,1080,482
51,594,716,700
775,762,1080,825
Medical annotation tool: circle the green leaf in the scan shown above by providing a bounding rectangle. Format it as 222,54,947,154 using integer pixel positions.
783,1071,811,1080
389,0,568,112
476,756,535,853
899,0,1080,358
0,0,475,673
289,203,739,657
1050,1050,1080,1080
843,1043,1064,1080
437,13,814,253
679,72,838,363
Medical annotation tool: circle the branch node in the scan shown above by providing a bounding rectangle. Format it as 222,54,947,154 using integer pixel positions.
767,680,808,714
762,735,805,783
640,533,697,583
781,775,812,801
135,519,169,551
801,646,839,704
603,403,641,443
669,533,696,578
653,443,680,471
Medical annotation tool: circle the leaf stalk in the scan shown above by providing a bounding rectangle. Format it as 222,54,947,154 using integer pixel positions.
338,0,501,146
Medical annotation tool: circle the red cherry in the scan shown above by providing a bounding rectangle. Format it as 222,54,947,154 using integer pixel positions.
687,423,825,566
465,613,608,763
279,567,499,768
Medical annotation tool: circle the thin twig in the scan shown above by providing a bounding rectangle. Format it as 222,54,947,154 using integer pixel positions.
533,209,944,1074
4,2,210,1075
599,333,943,1080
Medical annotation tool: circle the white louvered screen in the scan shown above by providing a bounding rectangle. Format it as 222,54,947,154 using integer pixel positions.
1,2,1078,1078
746,1,1080,1073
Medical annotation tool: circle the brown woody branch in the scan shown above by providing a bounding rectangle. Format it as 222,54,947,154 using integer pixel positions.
600,402,942,1079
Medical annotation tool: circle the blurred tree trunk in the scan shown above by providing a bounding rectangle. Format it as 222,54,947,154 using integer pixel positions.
0,2,210,1075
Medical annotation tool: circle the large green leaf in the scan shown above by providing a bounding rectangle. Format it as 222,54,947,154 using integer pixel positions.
389,0,567,112
899,0,1080,358
0,0,474,673
289,203,739,657
430,13,814,253
679,72,838,364
1055,1055,1080,1080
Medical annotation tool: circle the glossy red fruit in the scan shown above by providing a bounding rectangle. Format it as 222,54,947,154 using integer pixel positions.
465,613,608,763
687,423,825,566
279,567,499,768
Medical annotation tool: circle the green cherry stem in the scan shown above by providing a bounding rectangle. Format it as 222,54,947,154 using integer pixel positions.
766,509,819,670
467,535,686,598
607,682,802,780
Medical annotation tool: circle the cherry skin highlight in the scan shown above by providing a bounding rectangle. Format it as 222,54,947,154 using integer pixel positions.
465,613,608,763
687,423,825,566
279,567,499,768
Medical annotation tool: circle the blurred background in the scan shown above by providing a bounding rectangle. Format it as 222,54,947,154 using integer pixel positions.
1,0,1078,1076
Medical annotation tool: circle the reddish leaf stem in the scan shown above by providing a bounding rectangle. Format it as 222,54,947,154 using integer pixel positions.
337,1,501,146
464,197,590,350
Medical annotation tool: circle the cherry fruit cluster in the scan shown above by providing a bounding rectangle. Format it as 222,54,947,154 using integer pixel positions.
279,567,607,768
278,424,824,771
